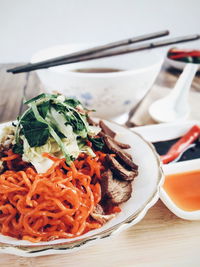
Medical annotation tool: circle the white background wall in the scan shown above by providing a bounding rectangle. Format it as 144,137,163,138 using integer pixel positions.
0,0,200,62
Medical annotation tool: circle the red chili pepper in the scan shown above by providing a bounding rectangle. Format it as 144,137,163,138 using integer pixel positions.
170,52,200,59
161,125,200,164
168,49,189,55
169,49,200,54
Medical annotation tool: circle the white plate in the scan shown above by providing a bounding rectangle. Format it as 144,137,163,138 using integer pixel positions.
0,120,163,257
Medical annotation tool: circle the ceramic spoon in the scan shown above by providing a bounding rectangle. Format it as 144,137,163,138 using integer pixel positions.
149,63,198,123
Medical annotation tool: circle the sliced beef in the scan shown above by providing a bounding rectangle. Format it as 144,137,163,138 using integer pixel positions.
87,116,98,126
99,120,116,138
112,139,131,150
106,155,138,181
123,151,132,160
104,135,138,170
91,204,115,224
101,169,132,205
99,131,131,150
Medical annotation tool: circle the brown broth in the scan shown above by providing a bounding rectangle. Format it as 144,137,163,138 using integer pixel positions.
73,68,123,73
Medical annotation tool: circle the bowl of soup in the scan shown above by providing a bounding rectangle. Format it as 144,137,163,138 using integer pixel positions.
31,44,164,119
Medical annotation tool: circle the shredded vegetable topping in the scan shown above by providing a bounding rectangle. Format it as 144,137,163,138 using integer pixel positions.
0,151,105,242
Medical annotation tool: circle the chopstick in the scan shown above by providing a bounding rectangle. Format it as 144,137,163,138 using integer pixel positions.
7,30,169,74
8,33,200,74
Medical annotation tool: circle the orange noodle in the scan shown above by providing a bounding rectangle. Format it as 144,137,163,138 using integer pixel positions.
0,151,106,242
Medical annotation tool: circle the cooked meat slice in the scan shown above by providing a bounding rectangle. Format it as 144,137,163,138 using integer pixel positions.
99,131,131,150
106,155,138,181
104,136,138,170
87,116,98,126
99,120,116,138
124,151,132,160
91,204,115,224
110,138,131,149
116,150,138,170
101,169,132,205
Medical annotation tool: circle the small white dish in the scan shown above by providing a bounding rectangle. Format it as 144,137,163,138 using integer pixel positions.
0,120,163,257
133,120,200,220
165,43,200,71
133,120,199,143
166,57,200,71
160,159,200,220
31,44,164,120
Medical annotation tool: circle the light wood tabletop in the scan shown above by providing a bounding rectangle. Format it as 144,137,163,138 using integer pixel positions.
0,64,200,267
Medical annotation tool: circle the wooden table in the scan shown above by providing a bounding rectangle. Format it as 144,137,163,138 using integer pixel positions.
0,64,200,267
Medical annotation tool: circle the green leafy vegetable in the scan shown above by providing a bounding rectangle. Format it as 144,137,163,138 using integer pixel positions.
89,137,104,151
22,121,50,147
64,98,81,108
64,113,85,133
12,143,23,154
19,101,51,147
38,101,50,119
30,101,72,164
24,93,57,105
52,101,87,135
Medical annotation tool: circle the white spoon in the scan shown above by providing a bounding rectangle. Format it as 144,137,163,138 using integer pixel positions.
149,63,198,123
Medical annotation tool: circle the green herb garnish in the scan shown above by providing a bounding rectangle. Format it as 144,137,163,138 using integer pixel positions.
14,94,95,165
89,137,104,151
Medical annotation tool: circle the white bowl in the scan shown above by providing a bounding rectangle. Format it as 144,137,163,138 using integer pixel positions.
31,44,164,119
0,120,163,257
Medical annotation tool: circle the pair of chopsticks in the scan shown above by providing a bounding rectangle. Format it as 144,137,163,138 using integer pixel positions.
7,31,200,74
